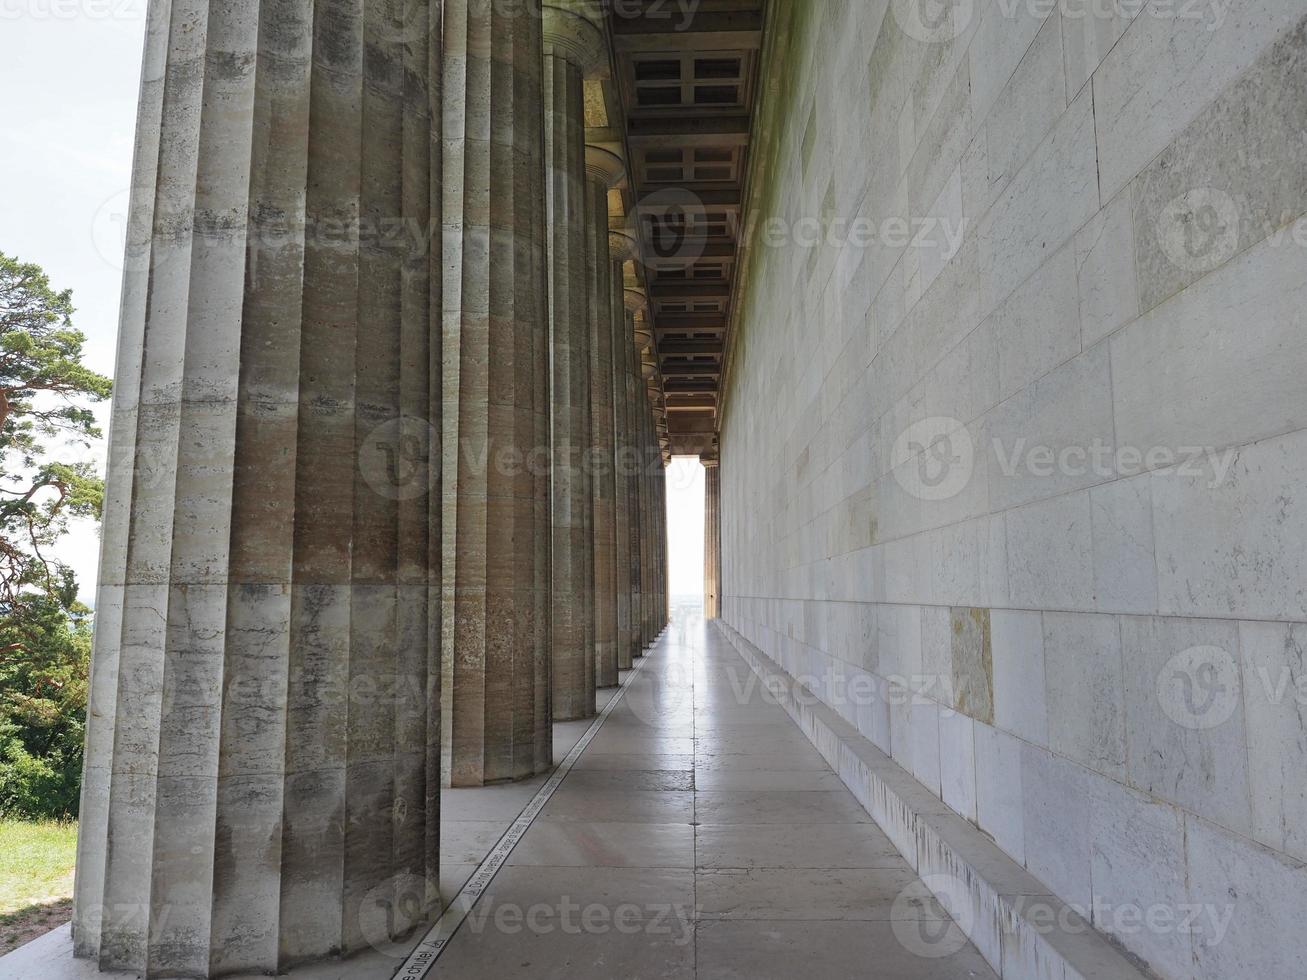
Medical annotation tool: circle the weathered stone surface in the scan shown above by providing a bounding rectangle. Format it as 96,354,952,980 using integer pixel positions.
586,145,624,688
1111,231,1307,472
974,723,1025,865
1186,810,1307,979
991,245,1080,404
1005,491,1095,611
1092,0,1304,201
1043,612,1127,780
718,11,1307,975
982,14,1067,205
1240,620,1307,861
610,236,636,668
938,709,976,822
1150,427,1307,621
1060,0,1139,98
442,0,551,785
1121,615,1251,834
1089,476,1158,615
704,462,721,618
989,609,1047,745
543,11,599,721
1021,744,1092,910
949,607,993,725
1074,188,1140,349
1087,778,1191,979
75,0,443,971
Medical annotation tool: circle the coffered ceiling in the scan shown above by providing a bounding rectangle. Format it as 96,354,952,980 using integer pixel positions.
607,0,766,460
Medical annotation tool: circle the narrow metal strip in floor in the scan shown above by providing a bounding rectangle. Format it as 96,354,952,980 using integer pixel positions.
392,638,661,979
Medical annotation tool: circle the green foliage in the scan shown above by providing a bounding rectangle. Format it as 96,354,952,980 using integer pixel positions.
0,251,110,819
0,251,111,615
0,597,90,819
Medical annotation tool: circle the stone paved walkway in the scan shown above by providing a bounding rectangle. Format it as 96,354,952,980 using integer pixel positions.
1,622,997,980
432,621,996,979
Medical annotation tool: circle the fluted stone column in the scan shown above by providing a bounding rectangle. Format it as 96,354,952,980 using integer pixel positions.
658,448,667,625
624,287,648,658
586,146,625,688
442,0,551,786
660,460,668,627
610,232,638,669
647,409,658,642
73,1,442,973
543,2,605,721
641,345,660,644
635,348,650,647
704,459,721,618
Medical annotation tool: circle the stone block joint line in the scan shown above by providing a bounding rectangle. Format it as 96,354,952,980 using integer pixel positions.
391,634,663,979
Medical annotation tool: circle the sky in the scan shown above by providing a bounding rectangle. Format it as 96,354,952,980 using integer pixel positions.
665,456,705,602
1,4,150,599
0,7,706,606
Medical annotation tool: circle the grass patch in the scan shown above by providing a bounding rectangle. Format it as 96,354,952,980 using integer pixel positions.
0,819,77,955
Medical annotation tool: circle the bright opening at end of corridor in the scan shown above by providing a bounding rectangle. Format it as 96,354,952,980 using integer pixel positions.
666,456,706,628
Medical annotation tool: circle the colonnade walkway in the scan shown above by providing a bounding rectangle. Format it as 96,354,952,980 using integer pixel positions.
2,622,997,979
431,619,997,978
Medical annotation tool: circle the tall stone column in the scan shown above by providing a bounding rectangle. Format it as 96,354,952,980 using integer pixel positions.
442,0,551,785
635,368,649,647
543,2,605,721
586,146,625,688
656,450,668,630
624,286,648,657
73,0,442,973
705,462,726,621
610,233,638,669
641,346,660,644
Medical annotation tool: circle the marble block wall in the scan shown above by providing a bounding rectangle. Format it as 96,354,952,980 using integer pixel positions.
719,3,1307,978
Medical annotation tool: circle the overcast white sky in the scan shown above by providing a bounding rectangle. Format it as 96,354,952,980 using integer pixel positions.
666,456,704,602
0,5,704,606
1,4,148,600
